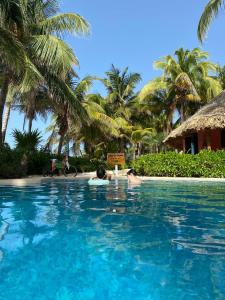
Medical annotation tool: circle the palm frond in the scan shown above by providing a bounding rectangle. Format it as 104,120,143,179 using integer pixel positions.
46,72,89,122
0,26,26,74
139,78,168,101
198,0,224,42
37,13,90,37
28,35,78,74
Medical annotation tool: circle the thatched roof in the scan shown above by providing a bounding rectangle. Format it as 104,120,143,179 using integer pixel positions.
164,90,225,144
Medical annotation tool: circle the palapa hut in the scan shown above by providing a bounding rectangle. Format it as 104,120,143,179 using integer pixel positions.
164,91,225,154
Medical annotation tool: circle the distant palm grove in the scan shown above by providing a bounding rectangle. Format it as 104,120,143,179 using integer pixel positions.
0,0,225,162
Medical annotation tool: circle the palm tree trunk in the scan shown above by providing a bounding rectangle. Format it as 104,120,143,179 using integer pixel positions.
137,142,142,157
119,138,125,153
57,134,64,156
0,76,10,147
28,117,33,133
2,101,11,143
133,143,136,160
44,124,57,152
180,101,186,123
23,116,26,131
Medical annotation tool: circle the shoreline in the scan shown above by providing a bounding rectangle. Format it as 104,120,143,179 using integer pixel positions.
0,172,225,186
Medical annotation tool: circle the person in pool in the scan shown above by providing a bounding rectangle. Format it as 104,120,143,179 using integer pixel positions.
127,169,142,185
92,167,112,181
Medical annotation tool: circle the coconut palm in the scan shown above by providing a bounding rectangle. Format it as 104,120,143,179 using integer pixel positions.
49,76,92,155
70,93,120,158
217,65,225,89
131,128,155,159
1,84,19,142
101,65,141,152
0,0,89,146
103,65,141,118
198,0,224,42
138,80,176,134
18,86,52,133
142,48,221,124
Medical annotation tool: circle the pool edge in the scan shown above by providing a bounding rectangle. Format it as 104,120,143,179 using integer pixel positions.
0,174,225,186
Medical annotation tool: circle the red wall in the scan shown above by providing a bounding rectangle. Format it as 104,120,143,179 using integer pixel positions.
198,129,221,151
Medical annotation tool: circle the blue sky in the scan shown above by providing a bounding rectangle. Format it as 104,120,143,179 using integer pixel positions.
6,0,225,146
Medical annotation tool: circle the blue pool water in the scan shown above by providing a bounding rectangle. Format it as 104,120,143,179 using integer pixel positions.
0,179,225,300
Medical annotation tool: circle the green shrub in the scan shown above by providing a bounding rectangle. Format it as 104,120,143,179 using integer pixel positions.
132,150,225,178
0,147,123,178
69,156,108,172
0,147,24,178
27,151,52,175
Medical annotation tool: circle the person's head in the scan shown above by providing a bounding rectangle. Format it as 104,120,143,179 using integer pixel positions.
127,169,137,176
96,167,106,179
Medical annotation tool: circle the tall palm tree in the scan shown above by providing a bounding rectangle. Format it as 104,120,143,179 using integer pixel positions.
138,82,176,134
142,48,221,124
102,65,141,152
46,92,119,157
198,0,224,42
18,86,52,133
71,93,119,158
51,76,92,155
1,84,18,142
131,128,154,159
0,0,89,146
103,65,141,117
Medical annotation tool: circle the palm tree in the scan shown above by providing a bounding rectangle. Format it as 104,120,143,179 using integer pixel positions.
217,65,225,89
102,65,141,152
198,0,224,42
103,65,141,117
138,80,176,134
142,48,221,125
51,76,92,155
1,84,18,142
0,0,89,146
131,128,154,159
69,93,119,158
18,86,52,133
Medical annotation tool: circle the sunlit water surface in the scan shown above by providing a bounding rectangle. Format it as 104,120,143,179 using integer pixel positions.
0,179,225,300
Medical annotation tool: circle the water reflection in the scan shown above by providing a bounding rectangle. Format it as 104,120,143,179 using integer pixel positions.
0,180,224,299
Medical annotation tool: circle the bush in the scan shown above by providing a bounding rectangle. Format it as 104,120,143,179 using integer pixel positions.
69,156,108,172
132,150,225,178
0,147,52,178
0,147,119,178
27,151,52,175
0,147,24,178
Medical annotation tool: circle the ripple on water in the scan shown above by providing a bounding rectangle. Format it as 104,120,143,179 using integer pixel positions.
0,180,224,300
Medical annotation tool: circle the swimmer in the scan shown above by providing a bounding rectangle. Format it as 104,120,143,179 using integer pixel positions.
127,169,142,185
92,167,112,181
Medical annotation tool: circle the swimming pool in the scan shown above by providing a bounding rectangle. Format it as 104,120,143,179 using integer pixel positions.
0,179,225,300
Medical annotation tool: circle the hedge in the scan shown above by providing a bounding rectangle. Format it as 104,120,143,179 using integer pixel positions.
132,150,225,178
0,147,108,178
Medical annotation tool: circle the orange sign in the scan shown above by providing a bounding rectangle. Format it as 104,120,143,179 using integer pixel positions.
107,153,125,166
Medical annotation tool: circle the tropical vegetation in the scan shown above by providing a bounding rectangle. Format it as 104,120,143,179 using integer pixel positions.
0,0,225,178
132,151,225,178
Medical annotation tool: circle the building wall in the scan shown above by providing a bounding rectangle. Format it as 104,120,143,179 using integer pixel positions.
211,129,221,150
198,129,221,151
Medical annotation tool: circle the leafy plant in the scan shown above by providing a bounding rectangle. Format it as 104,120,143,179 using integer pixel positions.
12,129,42,152
132,150,225,178
0,147,24,178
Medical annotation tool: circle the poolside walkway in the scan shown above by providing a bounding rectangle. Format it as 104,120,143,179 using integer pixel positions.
0,172,225,186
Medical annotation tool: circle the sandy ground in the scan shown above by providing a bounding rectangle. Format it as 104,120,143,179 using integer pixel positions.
0,171,225,186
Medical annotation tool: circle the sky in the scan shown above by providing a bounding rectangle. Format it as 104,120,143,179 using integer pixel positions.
6,0,225,147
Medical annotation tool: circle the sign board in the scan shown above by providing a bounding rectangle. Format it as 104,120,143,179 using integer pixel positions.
107,153,125,166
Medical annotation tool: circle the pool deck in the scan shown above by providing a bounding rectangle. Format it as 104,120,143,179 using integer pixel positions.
0,172,225,186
